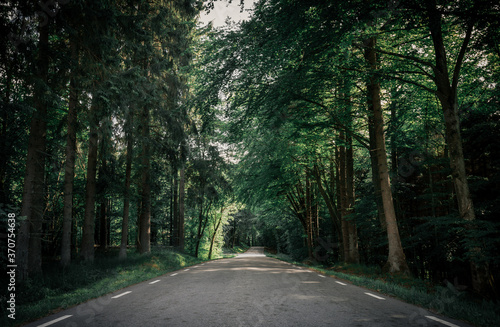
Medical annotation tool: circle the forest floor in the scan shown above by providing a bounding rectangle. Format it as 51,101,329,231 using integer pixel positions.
266,252,500,327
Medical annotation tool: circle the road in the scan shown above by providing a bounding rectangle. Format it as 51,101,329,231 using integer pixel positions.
25,247,472,327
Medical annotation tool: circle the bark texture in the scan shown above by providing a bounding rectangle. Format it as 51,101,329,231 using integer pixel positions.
138,105,151,254
18,22,49,278
119,130,133,260
81,102,99,262
178,167,185,251
61,38,78,266
364,36,409,275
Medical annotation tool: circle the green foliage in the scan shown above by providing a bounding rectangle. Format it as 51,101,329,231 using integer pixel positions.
194,0,500,300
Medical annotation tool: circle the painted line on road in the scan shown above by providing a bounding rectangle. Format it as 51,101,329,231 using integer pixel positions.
112,291,132,299
37,315,72,327
425,316,459,327
170,273,178,276
184,269,190,271
364,292,385,300
149,280,161,284
335,281,347,286
317,274,326,278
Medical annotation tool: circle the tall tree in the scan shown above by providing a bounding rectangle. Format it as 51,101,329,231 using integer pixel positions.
61,36,79,266
425,0,491,295
81,100,99,262
178,165,186,250
119,113,133,260
364,36,410,275
17,18,50,278
137,103,151,254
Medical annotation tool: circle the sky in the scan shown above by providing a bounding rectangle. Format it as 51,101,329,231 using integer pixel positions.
199,0,257,27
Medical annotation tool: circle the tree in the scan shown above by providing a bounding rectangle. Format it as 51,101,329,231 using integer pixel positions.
119,112,133,260
81,100,99,262
372,0,499,294
61,35,79,266
364,36,409,274
137,103,151,254
17,17,50,278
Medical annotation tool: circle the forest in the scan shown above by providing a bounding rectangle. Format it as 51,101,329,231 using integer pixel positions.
1,0,499,315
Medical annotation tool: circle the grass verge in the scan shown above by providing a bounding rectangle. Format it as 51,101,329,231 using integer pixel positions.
266,253,500,327
1,248,204,327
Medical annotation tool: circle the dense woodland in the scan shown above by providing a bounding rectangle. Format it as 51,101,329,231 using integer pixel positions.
1,0,499,302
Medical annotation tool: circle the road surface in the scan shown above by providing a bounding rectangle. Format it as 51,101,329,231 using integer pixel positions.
25,247,472,327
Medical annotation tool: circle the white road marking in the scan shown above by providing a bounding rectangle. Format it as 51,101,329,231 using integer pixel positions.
364,292,385,300
170,273,178,276
184,269,190,271
318,274,326,278
37,315,72,327
112,291,132,299
336,281,347,285
149,280,160,284
425,316,460,327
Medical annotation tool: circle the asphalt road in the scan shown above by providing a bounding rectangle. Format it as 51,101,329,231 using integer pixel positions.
25,247,472,327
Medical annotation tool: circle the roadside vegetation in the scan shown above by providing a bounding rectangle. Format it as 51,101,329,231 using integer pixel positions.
1,248,208,327
267,252,500,327
224,244,250,255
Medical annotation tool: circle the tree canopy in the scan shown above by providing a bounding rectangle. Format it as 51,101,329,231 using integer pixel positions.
1,0,499,303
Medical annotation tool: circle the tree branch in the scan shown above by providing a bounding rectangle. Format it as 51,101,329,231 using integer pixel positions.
374,47,436,69
295,96,371,149
381,73,437,94
452,23,474,92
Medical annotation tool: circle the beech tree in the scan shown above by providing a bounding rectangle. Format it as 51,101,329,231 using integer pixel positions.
2,0,499,301
194,0,499,297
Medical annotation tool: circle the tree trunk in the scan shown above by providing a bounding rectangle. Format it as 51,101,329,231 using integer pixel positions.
426,1,491,296
0,64,12,205
339,131,350,263
169,174,174,246
172,168,179,246
61,38,78,266
313,163,339,236
119,128,133,260
178,166,185,251
98,141,108,250
137,105,151,254
208,208,224,259
364,36,409,275
17,21,50,278
195,199,205,258
98,198,108,250
81,102,99,262
346,132,359,264
305,174,314,260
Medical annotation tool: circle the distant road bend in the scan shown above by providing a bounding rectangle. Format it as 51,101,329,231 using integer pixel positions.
27,247,472,327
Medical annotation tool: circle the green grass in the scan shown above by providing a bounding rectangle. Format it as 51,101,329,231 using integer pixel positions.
266,253,500,327
1,248,204,327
